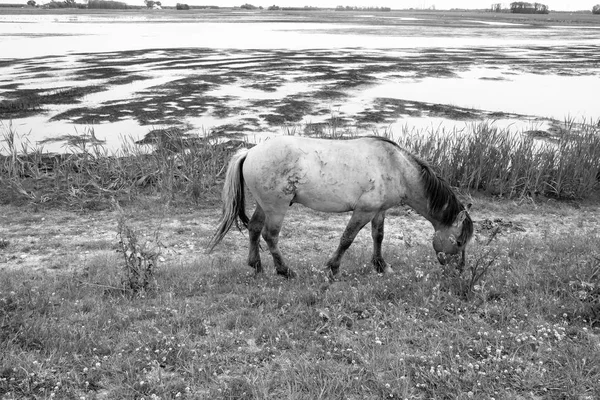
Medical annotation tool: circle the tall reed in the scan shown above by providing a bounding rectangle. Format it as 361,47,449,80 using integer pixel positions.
396,122,600,199
1,120,598,206
0,126,246,207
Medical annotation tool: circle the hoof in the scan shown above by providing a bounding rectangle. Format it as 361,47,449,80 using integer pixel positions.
323,266,338,282
248,260,263,274
319,281,331,292
372,258,392,274
276,268,297,279
252,269,265,279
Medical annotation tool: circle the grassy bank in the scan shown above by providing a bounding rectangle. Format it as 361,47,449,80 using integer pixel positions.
0,125,249,209
1,121,599,209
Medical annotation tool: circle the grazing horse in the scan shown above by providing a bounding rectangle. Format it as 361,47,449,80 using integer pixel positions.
208,136,473,279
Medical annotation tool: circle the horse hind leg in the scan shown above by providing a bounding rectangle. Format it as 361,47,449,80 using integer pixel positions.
247,205,265,274
261,211,296,279
371,210,393,274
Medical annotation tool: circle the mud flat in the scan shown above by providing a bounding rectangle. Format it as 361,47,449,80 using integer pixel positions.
1,9,600,152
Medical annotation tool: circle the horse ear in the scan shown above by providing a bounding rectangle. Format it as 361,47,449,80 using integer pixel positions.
449,234,457,245
457,210,467,224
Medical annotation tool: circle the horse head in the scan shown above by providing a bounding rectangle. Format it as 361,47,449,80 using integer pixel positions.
432,206,472,270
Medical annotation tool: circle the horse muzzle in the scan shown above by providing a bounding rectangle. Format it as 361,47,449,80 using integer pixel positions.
437,252,448,265
437,252,465,271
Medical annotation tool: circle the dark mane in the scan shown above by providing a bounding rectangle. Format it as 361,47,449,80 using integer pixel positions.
410,153,474,244
364,135,401,148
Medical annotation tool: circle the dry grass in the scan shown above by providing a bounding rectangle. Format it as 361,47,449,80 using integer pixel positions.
0,125,249,209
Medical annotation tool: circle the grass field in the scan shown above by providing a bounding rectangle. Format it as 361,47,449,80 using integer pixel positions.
1,123,600,399
1,193,599,399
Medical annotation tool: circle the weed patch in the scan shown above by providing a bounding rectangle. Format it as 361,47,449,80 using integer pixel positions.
117,215,160,296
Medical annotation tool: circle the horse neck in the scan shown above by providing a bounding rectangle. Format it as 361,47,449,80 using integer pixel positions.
400,157,447,230
403,187,442,229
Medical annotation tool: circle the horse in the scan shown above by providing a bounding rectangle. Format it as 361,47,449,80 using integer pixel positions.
208,135,473,279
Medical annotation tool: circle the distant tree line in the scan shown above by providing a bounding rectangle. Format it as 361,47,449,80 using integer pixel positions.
490,3,503,12
88,0,129,9
335,6,391,11
45,0,85,8
23,0,221,9
240,3,262,9
267,5,320,10
509,2,549,14
144,0,161,8
26,0,128,8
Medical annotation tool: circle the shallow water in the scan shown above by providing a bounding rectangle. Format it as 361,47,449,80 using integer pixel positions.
359,68,600,120
1,10,599,153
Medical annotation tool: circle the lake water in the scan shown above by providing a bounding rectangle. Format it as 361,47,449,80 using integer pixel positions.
1,10,600,152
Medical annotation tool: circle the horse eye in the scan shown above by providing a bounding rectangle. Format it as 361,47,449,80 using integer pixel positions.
456,240,463,247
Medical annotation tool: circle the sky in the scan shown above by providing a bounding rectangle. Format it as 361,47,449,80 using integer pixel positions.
0,0,596,11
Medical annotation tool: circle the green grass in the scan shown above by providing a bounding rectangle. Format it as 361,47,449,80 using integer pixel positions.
1,220,599,399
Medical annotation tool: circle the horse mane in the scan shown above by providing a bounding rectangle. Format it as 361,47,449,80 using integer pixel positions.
412,155,473,243
364,136,473,244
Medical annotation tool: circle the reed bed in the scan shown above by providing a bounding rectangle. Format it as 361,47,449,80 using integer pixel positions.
1,120,599,208
395,121,600,199
0,125,247,208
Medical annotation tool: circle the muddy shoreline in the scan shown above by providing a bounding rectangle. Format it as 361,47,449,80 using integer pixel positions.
3,44,597,150
2,10,600,152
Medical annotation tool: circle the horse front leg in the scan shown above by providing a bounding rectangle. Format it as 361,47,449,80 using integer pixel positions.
325,210,375,279
247,205,265,274
371,210,393,274
261,212,296,279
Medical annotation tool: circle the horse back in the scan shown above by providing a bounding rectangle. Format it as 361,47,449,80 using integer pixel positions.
242,136,417,213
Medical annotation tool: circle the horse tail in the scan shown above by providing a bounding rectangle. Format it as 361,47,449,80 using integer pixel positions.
207,148,250,253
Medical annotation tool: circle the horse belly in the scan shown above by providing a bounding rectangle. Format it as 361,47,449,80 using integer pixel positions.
292,165,382,212
292,183,358,212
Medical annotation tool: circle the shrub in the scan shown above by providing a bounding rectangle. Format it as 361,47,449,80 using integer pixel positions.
176,2,189,10
510,1,549,14
117,213,160,295
46,0,78,8
88,0,129,9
